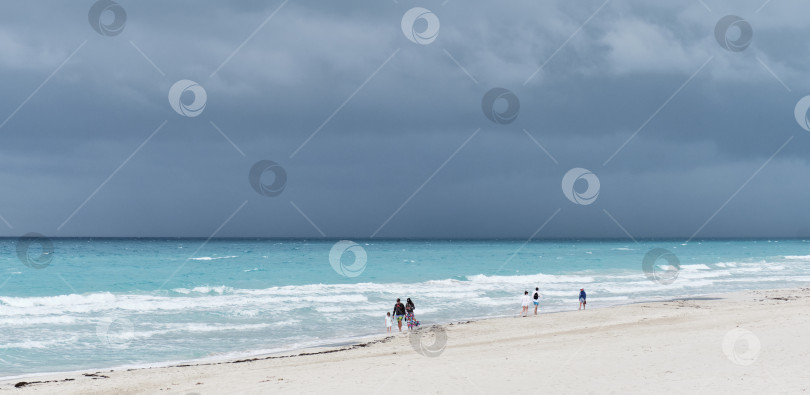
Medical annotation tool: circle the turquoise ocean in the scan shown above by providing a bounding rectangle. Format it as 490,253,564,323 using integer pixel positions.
1,238,809,378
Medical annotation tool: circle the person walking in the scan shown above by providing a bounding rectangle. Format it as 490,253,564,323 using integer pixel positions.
385,312,393,333
579,288,587,310
532,287,540,315
521,291,530,317
405,298,419,330
392,298,406,332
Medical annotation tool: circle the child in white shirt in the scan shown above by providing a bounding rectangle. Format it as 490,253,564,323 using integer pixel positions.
385,312,393,332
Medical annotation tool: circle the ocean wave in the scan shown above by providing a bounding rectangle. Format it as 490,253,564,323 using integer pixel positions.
784,255,810,260
681,264,712,270
714,262,732,268
0,293,116,309
735,267,765,272
465,273,596,284
231,309,259,317
0,316,79,326
678,270,731,279
172,286,233,295
0,260,800,323
424,279,464,286
0,337,79,350
135,322,288,338
190,256,239,261
4,239,810,380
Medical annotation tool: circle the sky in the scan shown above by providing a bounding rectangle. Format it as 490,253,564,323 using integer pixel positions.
0,0,808,239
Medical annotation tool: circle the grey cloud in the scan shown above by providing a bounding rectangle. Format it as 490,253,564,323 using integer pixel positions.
0,0,808,239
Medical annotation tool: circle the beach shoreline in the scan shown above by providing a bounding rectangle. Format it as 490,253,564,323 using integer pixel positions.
4,286,810,394
5,239,806,382
0,293,686,383
0,292,730,382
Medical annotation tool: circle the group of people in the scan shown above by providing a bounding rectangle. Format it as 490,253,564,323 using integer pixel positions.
520,287,587,317
384,289,589,329
385,298,420,332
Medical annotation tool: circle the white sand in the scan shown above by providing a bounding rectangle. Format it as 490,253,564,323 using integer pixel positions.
5,287,810,394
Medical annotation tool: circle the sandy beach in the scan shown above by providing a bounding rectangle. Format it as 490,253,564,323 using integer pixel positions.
4,287,809,394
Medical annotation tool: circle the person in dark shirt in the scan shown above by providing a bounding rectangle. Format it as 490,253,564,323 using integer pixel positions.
579,288,587,310
392,298,406,332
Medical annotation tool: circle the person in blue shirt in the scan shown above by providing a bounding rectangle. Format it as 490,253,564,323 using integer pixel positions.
578,288,587,310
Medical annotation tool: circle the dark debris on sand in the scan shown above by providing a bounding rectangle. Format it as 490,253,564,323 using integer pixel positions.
12,372,109,389
230,336,396,364
14,378,75,388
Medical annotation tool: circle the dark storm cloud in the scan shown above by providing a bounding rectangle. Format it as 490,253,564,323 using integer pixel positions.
0,0,808,239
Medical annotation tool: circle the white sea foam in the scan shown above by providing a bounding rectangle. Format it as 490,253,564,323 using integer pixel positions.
0,316,78,326
315,306,344,313
784,255,810,260
128,322,293,340
678,270,731,279
0,260,792,324
466,273,596,284
0,262,788,323
713,262,739,268
0,256,805,370
0,293,116,309
231,309,259,317
735,267,765,272
0,337,79,350
680,264,712,270
190,256,239,261
174,286,233,295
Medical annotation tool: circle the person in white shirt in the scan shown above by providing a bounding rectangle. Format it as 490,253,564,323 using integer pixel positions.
521,291,530,317
385,312,392,333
